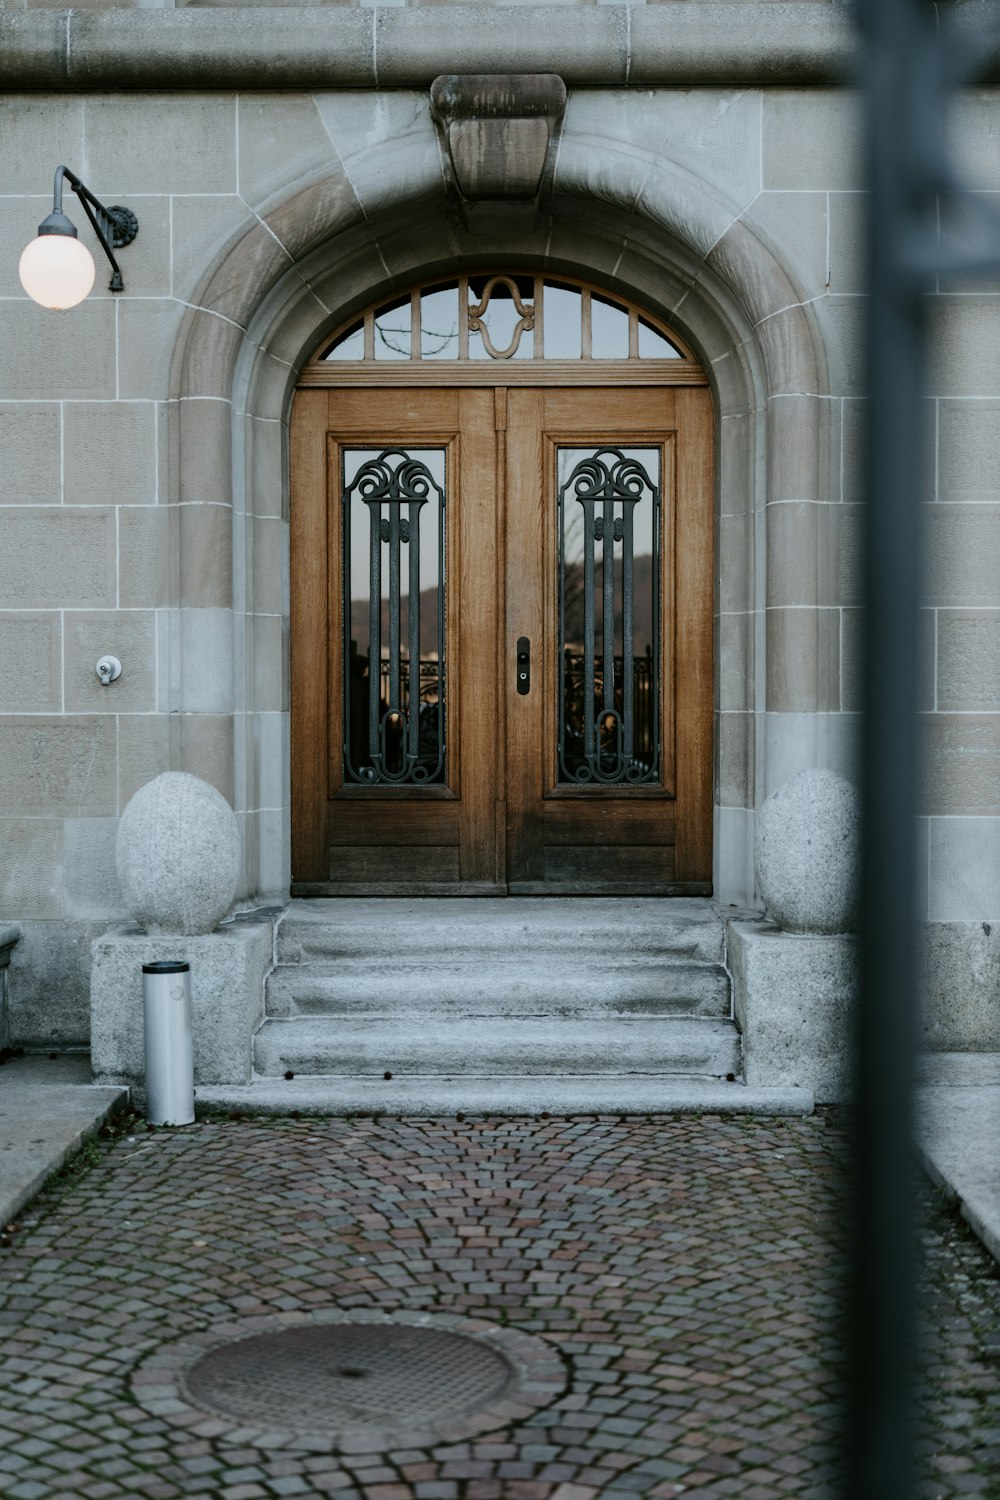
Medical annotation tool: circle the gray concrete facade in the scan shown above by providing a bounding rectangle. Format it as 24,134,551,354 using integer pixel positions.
0,2,996,1064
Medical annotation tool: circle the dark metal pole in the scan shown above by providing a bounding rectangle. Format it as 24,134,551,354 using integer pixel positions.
850,2,926,1492
850,1,1000,1492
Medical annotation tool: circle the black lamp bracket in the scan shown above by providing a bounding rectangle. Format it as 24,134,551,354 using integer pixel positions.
42,164,139,293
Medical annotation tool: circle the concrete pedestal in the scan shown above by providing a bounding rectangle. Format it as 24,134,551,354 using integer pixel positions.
91,916,274,1098
727,918,858,1103
0,924,20,1051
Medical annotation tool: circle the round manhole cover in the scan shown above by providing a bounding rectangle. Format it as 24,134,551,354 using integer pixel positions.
132,1309,566,1452
188,1322,511,1427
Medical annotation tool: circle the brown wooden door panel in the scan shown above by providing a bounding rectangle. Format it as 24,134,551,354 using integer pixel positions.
330,801,460,847
504,389,546,885
291,380,713,895
541,387,677,428
456,389,505,885
672,387,715,882
503,387,712,892
291,387,503,892
327,847,461,883
542,845,677,885
290,390,330,883
328,388,461,429
543,799,676,846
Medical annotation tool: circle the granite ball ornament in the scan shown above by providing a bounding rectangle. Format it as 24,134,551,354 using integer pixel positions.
754,768,860,934
116,772,241,936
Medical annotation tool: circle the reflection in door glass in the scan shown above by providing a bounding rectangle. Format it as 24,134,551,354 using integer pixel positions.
419,284,461,360
590,294,630,360
543,283,583,359
638,316,682,359
325,319,365,361
558,446,661,785
317,278,688,363
373,295,412,360
343,447,446,784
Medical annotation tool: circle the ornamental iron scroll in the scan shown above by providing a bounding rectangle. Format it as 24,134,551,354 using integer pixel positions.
343,448,446,786
558,447,661,786
468,275,535,359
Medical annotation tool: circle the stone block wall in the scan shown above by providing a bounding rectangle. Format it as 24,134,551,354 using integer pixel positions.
0,7,996,1050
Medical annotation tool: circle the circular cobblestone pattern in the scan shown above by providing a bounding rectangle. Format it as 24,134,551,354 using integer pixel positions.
0,1111,998,1499
134,1308,566,1450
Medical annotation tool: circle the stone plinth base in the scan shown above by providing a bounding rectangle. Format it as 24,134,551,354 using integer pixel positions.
727,919,857,1103
91,917,274,1095
0,924,20,1051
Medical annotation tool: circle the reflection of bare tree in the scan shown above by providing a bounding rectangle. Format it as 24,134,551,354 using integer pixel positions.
563,507,586,625
376,321,457,357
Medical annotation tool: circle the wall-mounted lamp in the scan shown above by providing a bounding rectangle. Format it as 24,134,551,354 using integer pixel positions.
19,165,139,311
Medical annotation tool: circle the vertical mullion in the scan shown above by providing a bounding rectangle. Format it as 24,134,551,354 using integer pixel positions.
342,470,352,776
411,291,421,361
534,274,543,359
602,495,614,713
363,309,375,362
653,484,661,778
558,483,566,772
458,276,469,360
581,290,592,359
367,497,381,762
628,308,639,360
622,499,636,758
582,498,596,767
437,472,446,774
407,500,421,764
388,497,401,712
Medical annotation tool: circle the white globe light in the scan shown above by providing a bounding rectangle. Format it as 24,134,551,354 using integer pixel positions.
19,234,96,310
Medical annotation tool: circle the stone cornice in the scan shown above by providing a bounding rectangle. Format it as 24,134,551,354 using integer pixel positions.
0,4,857,91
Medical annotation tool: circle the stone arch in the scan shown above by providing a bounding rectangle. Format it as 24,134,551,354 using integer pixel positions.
165,103,838,908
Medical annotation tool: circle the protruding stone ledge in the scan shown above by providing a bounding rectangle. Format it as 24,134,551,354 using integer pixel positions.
0,5,857,92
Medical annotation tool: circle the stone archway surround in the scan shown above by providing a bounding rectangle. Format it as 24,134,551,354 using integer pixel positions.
165,88,842,911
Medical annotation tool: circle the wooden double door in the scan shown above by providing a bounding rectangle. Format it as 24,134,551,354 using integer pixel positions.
291,384,713,894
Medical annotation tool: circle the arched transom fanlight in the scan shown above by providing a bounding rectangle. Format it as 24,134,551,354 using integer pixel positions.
310,275,696,367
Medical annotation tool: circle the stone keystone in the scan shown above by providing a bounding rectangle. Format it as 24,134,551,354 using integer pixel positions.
430,74,567,201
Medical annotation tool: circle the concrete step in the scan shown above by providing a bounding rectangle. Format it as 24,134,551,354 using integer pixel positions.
275,897,726,967
253,1016,742,1079
265,958,731,1018
196,1074,813,1118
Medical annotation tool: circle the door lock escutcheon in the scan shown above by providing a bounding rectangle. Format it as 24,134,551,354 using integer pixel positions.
516,636,530,695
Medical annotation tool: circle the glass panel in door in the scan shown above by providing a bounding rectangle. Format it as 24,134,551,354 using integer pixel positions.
342,447,447,787
557,445,661,786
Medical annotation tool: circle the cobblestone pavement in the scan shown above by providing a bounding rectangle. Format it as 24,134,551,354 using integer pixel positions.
0,1110,997,1500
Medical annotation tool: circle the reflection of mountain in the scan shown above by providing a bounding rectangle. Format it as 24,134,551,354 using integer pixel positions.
349,553,656,657
349,589,440,657
562,553,655,655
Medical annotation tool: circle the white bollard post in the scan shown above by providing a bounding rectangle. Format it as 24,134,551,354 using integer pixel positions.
142,961,195,1126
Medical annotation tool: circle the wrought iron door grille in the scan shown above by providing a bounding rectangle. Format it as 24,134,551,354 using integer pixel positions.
343,447,446,785
557,446,661,785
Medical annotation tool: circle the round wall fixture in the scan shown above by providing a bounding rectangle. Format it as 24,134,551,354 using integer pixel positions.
131,1307,566,1452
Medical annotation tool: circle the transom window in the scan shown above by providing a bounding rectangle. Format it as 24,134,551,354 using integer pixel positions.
305,275,701,378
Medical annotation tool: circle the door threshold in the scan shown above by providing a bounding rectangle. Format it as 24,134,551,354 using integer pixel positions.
292,882,508,898
507,881,713,897
293,881,712,898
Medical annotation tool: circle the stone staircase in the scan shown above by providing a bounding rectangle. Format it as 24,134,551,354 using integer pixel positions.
252,898,742,1090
